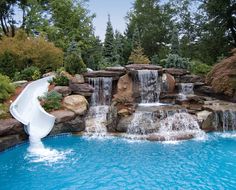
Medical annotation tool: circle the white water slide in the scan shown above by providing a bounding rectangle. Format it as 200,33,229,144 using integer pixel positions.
10,76,55,139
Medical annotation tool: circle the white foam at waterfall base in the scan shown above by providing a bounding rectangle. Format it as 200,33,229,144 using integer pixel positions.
85,106,109,137
25,136,72,164
159,112,206,141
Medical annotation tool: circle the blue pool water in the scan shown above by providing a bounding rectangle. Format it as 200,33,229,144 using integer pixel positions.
0,133,236,190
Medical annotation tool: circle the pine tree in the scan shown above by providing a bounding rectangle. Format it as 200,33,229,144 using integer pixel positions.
132,25,141,49
128,44,150,64
113,31,125,65
170,26,180,54
103,14,114,62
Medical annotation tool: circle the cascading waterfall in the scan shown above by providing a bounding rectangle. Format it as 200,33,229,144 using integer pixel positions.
85,77,113,136
159,112,206,141
213,110,236,132
137,70,161,104
178,83,194,100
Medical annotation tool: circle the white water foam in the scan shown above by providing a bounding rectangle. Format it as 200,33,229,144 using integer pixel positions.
25,136,72,164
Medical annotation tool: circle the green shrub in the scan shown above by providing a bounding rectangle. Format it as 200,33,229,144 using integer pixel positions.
0,74,15,103
0,103,10,119
0,30,63,77
51,74,69,86
13,66,41,81
163,54,190,69
190,60,212,76
39,91,62,112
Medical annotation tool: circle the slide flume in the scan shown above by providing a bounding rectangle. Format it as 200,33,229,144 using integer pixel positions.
10,76,55,139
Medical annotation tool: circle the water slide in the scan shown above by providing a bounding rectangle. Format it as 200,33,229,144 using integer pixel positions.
10,76,55,139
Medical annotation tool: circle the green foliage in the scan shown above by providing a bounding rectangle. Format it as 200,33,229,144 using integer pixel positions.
151,54,160,65
164,54,190,69
0,51,17,78
170,26,180,54
190,60,212,76
128,44,150,64
39,91,62,112
13,66,41,81
0,30,63,77
64,41,86,74
51,74,69,86
103,15,114,63
0,103,10,119
113,31,125,66
0,73,15,103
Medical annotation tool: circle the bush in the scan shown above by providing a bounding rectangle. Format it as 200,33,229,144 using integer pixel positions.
190,60,212,76
128,45,150,64
39,91,62,112
13,66,41,81
64,41,86,74
0,74,15,103
0,103,10,119
0,30,63,77
163,54,190,69
51,74,69,86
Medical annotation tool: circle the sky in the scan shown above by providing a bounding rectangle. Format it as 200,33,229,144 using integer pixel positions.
88,0,134,41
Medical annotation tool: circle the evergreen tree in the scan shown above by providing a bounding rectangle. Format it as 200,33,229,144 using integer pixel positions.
128,44,150,64
113,31,125,65
132,25,141,49
170,26,180,54
64,40,86,74
103,14,114,62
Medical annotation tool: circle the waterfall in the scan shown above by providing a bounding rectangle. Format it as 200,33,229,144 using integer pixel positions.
88,77,112,106
126,107,206,141
213,110,236,132
85,77,113,136
127,111,158,135
137,70,161,103
178,83,194,100
159,112,205,141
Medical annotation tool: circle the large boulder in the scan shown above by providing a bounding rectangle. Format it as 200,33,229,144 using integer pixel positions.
50,116,85,135
0,135,24,152
162,73,175,93
69,81,94,97
0,118,24,136
113,74,134,102
164,68,189,76
63,95,88,115
51,110,76,123
54,86,72,97
125,64,162,71
206,49,236,102
84,70,125,80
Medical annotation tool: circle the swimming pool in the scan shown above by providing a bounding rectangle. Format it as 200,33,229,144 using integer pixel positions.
0,133,236,190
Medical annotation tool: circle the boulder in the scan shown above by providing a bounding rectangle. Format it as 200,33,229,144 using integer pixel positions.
74,74,85,83
180,74,204,83
50,116,85,135
0,135,24,152
113,74,134,102
69,81,94,97
51,110,76,124
164,68,189,76
116,116,133,132
206,49,236,102
0,118,24,136
54,86,72,97
125,64,162,71
105,66,126,72
84,70,124,80
63,95,88,115
162,73,175,93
